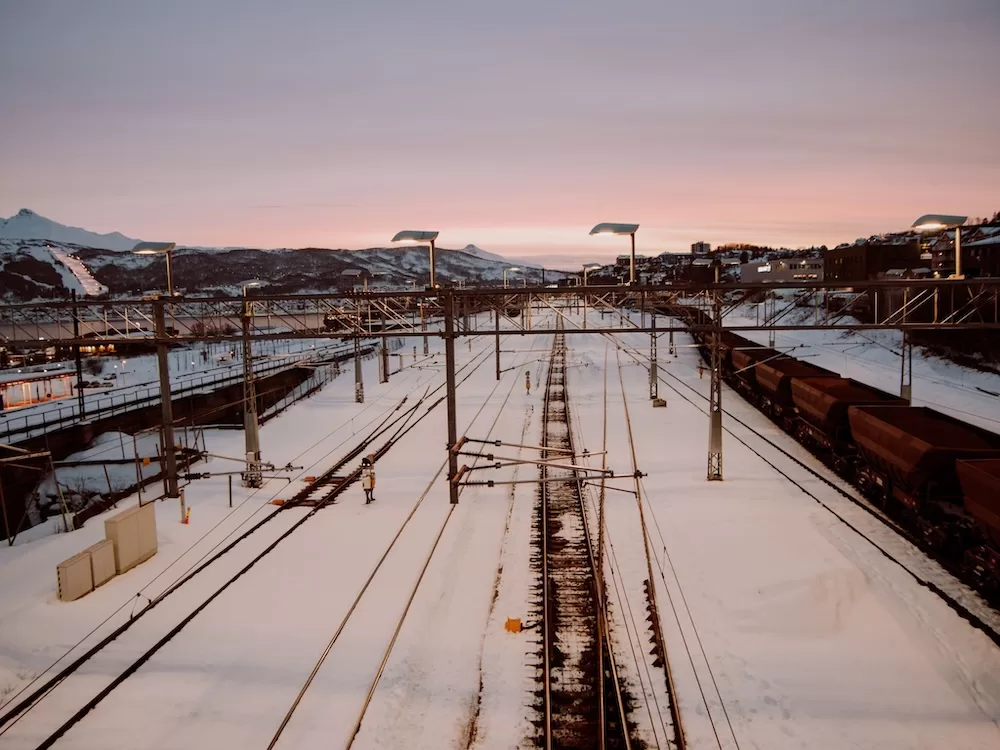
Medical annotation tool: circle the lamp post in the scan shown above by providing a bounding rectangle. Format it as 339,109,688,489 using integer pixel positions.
582,263,601,286
590,223,639,285
132,242,177,296
392,230,440,289
911,214,968,278
581,263,601,327
503,266,521,288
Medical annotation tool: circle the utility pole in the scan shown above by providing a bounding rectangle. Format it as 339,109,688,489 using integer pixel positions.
379,308,389,384
241,295,261,488
153,301,179,497
707,293,723,481
495,306,501,380
354,334,364,403
443,290,460,504
420,299,429,355
900,331,913,403
649,312,658,400
71,290,85,419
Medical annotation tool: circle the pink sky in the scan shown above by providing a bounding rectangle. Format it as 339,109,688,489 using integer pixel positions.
1,1,997,268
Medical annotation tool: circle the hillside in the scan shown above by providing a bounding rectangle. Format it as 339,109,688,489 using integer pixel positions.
0,209,141,252
0,238,564,301
0,210,569,301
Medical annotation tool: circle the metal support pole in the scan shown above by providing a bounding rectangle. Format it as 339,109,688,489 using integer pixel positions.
495,308,501,380
165,250,174,298
649,313,658,400
354,334,364,403
767,293,776,348
153,301,179,497
242,296,261,488
443,291,460,504
954,227,963,279
72,290,85,419
900,331,912,403
1,468,11,546
428,239,437,290
630,231,636,285
420,300,429,355
708,293,723,481
379,308,389,384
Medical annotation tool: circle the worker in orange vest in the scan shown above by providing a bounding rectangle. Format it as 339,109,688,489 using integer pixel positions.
525,371,531,395
361,456,376,504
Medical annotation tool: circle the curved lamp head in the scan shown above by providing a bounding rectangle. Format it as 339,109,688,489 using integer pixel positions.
132,241,176,255
583,263,602,270
590,223,639,236
505,266,521,273
911,214,967,232
392,230,439,243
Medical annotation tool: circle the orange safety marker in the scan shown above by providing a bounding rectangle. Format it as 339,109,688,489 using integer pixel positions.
504,617,522,633
303,476,317,483
182,508,191,525
271,498,285,506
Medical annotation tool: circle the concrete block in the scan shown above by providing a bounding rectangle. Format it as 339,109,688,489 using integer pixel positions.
57,551,94,602
87,538,117,588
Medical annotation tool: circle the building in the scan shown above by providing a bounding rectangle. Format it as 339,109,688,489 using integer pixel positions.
740,258,824,283
824,240,921,282
962,235,1000,277
691,241,711,258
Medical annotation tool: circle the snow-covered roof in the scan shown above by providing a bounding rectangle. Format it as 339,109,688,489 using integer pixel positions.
966,235,1000,248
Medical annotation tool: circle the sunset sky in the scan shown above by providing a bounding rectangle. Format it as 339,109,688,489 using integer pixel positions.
1,0,998,267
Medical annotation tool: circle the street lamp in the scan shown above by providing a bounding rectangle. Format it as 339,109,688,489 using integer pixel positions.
590,223,639,285
391,230,440,289
912,214,968,278
503,266,521,288
132,242,177,296
582,263,602,286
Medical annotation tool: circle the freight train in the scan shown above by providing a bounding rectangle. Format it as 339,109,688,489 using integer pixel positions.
673,305,1000,602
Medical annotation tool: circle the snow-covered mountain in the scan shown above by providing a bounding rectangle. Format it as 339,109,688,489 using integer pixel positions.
0,209,142,252
0,210,570,300
459,244,542,269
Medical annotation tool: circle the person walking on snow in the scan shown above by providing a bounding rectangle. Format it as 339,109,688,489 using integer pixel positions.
361,457,376,504
525,371,531,395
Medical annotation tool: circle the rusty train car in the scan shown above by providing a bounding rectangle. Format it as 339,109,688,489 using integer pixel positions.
673,304,1000,599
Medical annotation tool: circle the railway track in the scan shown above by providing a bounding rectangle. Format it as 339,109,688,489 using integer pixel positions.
538,330,632,749
0,340,498,748
267,330,546,749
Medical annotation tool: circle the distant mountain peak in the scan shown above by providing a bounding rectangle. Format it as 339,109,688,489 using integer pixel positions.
0,208,142,252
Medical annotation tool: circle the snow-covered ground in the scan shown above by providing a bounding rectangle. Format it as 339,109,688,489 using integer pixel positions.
1,307,999,749
46,246,108,297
